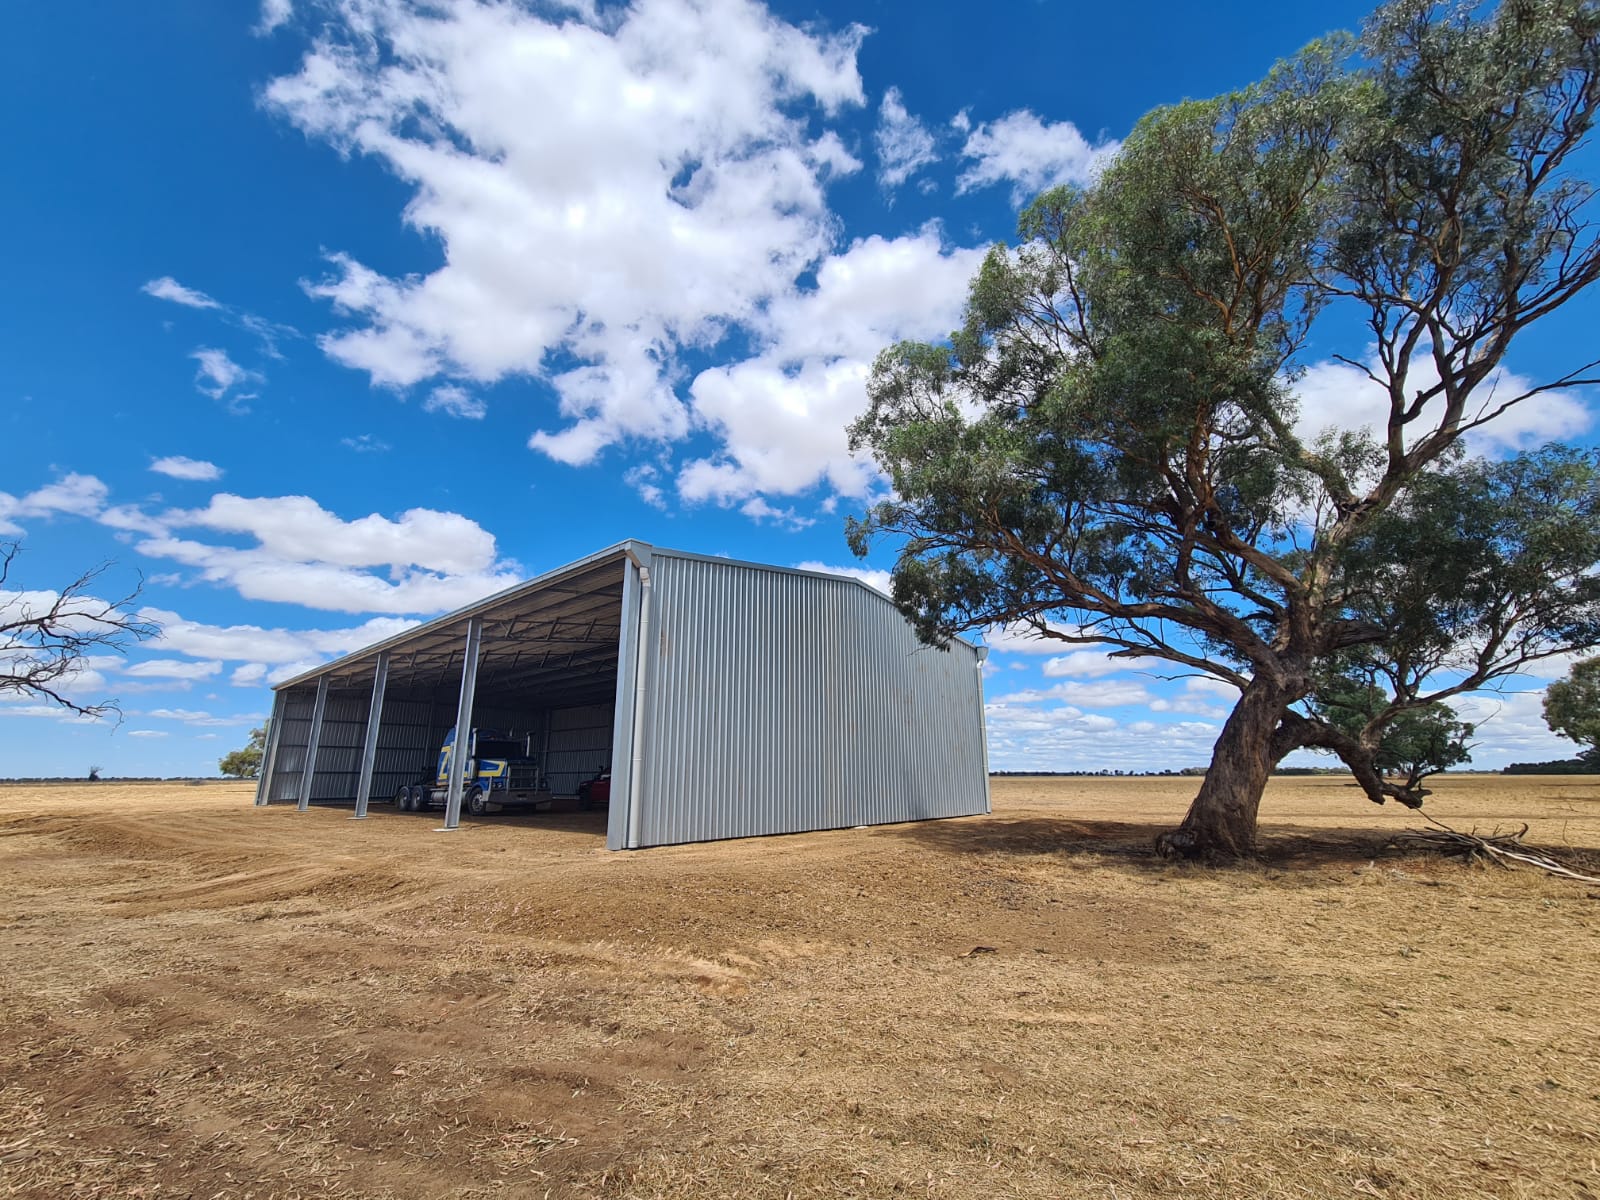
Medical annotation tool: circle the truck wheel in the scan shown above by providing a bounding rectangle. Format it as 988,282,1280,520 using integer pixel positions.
393,785,409,809
405,786,423,812
466,785,488,816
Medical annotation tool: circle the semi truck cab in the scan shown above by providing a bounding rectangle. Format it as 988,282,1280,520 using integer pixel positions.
394,726,554,814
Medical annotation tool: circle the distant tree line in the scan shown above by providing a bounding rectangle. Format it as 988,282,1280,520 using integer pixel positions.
1501,760,1595,775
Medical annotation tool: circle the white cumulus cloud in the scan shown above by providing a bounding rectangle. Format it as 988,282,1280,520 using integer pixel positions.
1446,689,1574,768
176,494,498,575
424,385,487,420
143,608,419,665
875,86,938,188
0,473,111,534
124,659,224,681
1149,677,1238,718
982,620,1087,655
262,0,991,513
792,561,892,594
132,493,523,614
267,0,866,460
150,456,223,481
1041,649,1158,679
256,0,293,35
191,348,260,410
983,701,1225,772
999,679,1155,708
681,228,985,504
4,472,524,618
956,110,1119,202
143,707,260,727
142,276,222,310
1292,355,1591,459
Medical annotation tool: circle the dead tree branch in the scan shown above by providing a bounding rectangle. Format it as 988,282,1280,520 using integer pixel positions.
1392,813,1600,884
0,540,158,719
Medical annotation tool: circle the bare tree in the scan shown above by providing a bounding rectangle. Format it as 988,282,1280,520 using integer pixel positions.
0,540,158,719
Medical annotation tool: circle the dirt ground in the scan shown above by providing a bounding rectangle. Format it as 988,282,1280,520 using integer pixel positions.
1,776,1598,1200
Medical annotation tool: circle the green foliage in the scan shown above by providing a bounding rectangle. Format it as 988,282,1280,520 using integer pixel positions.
849,0,1600,840
1543,657,1600,761
1309,672,1473,788
219,726,266,780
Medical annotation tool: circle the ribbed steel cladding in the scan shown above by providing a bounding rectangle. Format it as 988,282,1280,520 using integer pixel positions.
637,553,986,847
545,703,614,793
267,689,315,803
269,690,428,804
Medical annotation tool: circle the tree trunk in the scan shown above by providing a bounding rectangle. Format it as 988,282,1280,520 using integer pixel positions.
1155,676,1295,860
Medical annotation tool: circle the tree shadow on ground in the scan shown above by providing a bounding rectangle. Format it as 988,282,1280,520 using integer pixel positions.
888,814,1419,874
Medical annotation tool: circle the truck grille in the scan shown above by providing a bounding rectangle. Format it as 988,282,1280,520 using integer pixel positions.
506,762,544,791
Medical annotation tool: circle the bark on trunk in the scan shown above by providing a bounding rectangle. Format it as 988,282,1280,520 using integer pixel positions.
1155,677,1294,860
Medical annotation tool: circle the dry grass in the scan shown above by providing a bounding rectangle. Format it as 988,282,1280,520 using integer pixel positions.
1,775,1598,1199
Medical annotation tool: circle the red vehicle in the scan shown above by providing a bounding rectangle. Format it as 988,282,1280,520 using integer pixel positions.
576,765,610,810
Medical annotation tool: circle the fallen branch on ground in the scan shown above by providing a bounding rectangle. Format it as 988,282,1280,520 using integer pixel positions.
1391,815,1600,884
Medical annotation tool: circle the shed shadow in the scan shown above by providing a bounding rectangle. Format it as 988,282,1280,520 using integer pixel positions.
310,797,611,838
467,807,611,836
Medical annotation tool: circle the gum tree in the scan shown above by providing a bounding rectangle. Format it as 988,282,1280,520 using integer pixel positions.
1308,670,1474,793
849,0,1600,857
220,726,266,779
1543,657,1600,762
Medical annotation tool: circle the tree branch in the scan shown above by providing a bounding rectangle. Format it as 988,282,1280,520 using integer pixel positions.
0,541,159,720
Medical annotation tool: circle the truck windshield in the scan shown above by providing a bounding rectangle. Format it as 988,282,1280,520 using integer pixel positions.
474,739,526,760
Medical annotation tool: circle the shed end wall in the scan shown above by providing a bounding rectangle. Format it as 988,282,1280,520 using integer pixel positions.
633,553,988,847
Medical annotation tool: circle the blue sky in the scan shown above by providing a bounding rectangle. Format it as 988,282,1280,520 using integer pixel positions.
2,0,1594,777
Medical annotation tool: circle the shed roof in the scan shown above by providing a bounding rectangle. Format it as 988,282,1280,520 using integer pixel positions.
272,541,633,707
271,541,916,707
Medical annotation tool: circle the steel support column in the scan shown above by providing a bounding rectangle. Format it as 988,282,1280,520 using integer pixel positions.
622,547,654,850
440,618,483,831
974,646,993,815
254,691,287,807
351,651,389,820
605,555,642,851
297,677,329,813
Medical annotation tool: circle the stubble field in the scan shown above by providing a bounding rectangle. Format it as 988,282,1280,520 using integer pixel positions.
1,774,1597,1199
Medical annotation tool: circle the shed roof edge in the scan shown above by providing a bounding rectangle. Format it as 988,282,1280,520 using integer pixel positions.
270,539,648,692
270,539,975,693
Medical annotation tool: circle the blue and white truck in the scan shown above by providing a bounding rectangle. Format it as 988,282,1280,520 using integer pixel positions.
392,726,554,815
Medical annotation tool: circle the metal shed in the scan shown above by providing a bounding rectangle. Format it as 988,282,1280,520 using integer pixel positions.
255,541,991,850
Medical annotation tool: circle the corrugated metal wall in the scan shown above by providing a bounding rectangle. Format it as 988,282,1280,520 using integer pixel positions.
628,553,988,847
546,703,613,795
370,697,443,801
254,691,287,806
262,688,405,804
262,688,316,804
305,692,368,801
